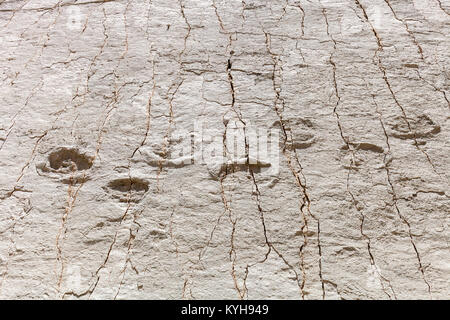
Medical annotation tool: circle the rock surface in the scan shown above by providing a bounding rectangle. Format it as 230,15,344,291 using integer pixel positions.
0,0,449,299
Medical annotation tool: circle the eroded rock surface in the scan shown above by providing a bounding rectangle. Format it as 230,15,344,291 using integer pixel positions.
0,0,449,299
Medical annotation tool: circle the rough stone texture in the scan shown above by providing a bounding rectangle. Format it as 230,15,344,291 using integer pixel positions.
0,0,449,300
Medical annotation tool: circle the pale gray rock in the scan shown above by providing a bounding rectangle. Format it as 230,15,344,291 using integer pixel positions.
0,0,449,300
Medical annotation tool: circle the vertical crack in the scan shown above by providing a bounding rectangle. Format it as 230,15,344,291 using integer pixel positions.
384,0,424,60
56,167,86,291
415,69,450,110
354,0,443,179
322,4,400,299
435,0,450,15
372,95,433,297
212,0,251,299
263,30,321,299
